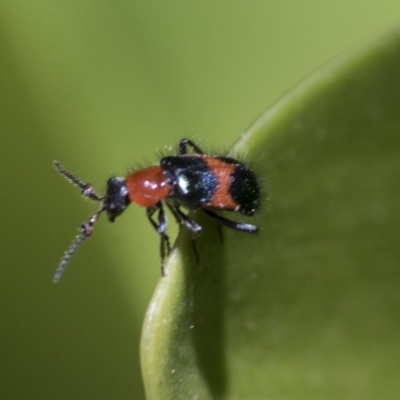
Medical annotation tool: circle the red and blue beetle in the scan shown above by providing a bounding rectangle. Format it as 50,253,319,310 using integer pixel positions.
54,139,260,282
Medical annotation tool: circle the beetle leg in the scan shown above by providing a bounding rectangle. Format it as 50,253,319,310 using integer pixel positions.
202,209,258,234
146,202,171,276
166,203,202,237
166,203,202,263
178,138,205,155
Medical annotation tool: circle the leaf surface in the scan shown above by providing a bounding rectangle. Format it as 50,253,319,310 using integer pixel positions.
142,31,400,400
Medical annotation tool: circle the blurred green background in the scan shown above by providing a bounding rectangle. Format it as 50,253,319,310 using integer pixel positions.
1,1,400,399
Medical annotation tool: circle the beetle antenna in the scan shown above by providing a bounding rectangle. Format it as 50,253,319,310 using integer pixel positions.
53,161,103,201
53,206,104,283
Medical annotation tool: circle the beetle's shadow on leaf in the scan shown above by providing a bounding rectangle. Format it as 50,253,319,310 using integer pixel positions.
181,212,228,398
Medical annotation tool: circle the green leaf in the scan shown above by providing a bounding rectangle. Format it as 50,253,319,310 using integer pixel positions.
141,31,400,399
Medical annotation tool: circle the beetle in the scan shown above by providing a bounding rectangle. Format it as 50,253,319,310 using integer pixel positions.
53,138,260,282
